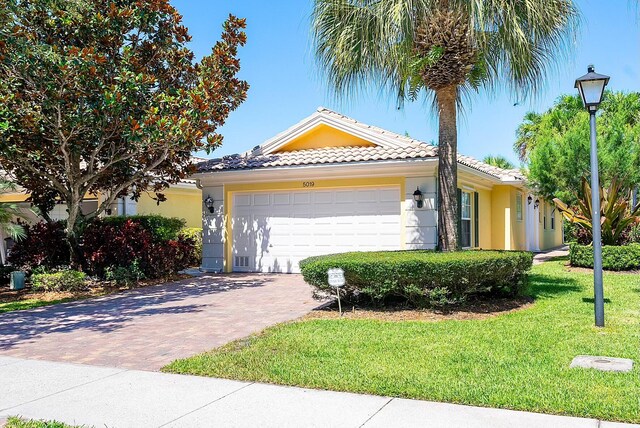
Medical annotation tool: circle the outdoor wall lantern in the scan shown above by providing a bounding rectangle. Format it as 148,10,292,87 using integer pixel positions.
413,187,424,209
527,195,533,205
534,199,540,210
575,64,610,328
204,195,215,214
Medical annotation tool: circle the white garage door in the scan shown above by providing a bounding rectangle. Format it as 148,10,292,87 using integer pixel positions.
232,186,401,273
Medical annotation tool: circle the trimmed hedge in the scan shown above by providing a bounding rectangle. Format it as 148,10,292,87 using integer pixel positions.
569,243,640,271
102,215,186,241
299,250,534,307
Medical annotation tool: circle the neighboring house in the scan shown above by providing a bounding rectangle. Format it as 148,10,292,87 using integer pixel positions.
0,178,202,264
0,180,201,226
194,107,563,274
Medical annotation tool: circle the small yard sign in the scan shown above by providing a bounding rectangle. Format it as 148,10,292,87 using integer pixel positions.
327,268,345,287
327,268,345,315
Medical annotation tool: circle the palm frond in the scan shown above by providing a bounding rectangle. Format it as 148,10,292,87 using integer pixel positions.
312,0,580,107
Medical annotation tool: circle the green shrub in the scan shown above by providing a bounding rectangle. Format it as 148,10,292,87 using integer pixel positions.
569,243,640,271
104,260,146,286
299,250,534,307
102,215,186,241
629,224,640,244
31,270,87,292
179,227,202,260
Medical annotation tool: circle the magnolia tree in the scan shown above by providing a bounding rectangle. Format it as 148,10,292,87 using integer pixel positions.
0,0,248,260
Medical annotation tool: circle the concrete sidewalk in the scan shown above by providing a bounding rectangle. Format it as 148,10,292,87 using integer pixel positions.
533,245,570,264
0,357,636,428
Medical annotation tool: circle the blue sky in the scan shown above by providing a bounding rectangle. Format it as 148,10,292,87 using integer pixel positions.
172,0,640,164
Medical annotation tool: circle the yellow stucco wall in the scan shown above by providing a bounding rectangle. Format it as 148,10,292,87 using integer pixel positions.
538,200,564,250
490,186,510,249
1,187,201,228
476,187,493,249
137,187,201,228
275,124,376,152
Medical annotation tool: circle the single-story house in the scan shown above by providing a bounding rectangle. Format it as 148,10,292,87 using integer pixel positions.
194,107,563,274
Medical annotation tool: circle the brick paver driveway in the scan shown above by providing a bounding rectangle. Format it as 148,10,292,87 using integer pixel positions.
0,274,321,370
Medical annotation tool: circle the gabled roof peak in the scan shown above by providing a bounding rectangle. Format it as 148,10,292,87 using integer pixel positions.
196,108,522,182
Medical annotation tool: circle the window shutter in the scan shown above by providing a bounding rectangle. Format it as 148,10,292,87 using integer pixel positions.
456,188,462,249
474,191,479,247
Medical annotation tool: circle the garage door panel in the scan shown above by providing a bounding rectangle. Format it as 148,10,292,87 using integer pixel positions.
272,193,291,205
379,188,400,202
293,192,311,204
334,190,355,203
312,205,335,215
313,192,334,204
356,189,376,202
253,194,271,206
233,186,401,273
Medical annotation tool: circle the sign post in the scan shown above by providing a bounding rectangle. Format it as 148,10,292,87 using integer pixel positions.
327,268,345,316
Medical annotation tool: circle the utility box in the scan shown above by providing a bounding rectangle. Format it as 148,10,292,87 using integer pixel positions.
10,271,25,290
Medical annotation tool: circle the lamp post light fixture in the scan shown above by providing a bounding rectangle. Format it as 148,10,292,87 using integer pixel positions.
204,195,215,214
413,187,424,209
575,64,610,328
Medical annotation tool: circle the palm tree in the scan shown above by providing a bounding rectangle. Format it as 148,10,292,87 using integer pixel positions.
483,155,515,170
514,111,543,163
312,0,579,250
0,180,28,241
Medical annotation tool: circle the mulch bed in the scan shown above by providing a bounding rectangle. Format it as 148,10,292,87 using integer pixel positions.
563,265,640,275
304,295,534,322
0,274,191,307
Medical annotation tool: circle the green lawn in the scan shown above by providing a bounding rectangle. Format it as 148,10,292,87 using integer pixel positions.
163,260,640,423
4,417,86,428
0,298,76,314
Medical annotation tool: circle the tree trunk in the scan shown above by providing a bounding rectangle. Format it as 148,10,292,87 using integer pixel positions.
65,196,84,270
436,85,459,251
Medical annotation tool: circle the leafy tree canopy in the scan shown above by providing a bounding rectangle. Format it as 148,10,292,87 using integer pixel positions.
515,92,640,204
0,0,248,241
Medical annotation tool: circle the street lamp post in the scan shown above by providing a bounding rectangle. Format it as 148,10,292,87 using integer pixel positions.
574,65,610,328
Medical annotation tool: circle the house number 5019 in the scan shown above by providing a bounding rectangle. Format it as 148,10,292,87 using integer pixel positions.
303,181,315,187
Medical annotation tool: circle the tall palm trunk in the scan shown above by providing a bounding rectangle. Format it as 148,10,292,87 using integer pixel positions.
436,85,458,251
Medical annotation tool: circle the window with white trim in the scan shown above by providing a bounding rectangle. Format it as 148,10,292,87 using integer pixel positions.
461,191,472,248
516,193,523,222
